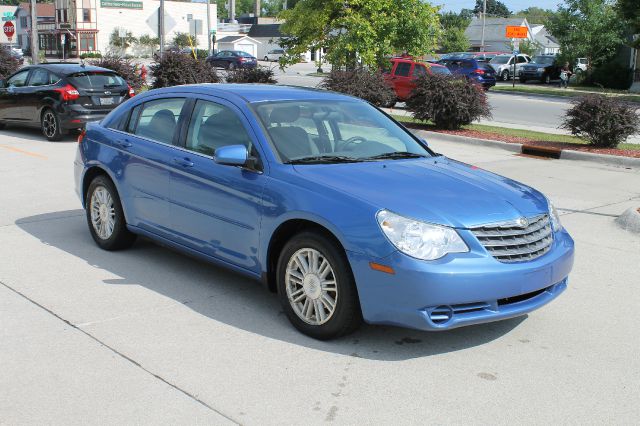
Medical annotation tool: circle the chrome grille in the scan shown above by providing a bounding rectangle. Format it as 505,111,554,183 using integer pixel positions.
470,214,553,263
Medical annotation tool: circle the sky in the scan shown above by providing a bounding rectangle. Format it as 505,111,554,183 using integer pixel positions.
438,0,562,13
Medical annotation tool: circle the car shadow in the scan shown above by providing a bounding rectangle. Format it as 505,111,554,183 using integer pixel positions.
1,126,79,143
16,210,526,361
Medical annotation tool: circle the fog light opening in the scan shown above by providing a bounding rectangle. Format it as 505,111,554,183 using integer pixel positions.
429,305,453,325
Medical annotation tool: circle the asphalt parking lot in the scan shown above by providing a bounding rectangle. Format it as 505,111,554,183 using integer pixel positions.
1,127,639,424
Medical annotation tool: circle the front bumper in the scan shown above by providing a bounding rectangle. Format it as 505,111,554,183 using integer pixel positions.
520,70,544,80
347,229,574,331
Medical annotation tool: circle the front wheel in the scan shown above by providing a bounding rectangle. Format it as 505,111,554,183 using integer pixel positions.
228,62,236,70
86,175,136,251
277,231,362,340
264,56,269,61
543,74,551,84
501,70,510,81
520,78,527,84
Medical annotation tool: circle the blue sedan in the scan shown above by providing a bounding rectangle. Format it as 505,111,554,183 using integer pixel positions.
74,84,574,340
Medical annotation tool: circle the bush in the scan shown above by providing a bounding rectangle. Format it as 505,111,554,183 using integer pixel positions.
586,62,633,90
319,69,395,107
405,73,491,130
80,52,102,59
150,51,219,89
225,66,277,84
89,55,145,91
0,47,21,79
561,95,640,147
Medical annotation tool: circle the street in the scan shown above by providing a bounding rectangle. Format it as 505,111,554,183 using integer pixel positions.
1,126,639,424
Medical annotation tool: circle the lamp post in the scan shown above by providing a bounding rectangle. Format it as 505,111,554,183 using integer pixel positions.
206,0,212,55
480,0,486,52
159,0,165,58
30,0,38,64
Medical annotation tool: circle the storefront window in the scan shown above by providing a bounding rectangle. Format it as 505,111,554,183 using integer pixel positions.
79,33,95,51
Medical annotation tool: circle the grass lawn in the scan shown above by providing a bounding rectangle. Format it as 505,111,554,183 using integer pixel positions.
392,114,640,151
492,84,640,103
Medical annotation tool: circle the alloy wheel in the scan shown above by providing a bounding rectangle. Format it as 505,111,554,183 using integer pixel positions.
42,111,57,138
285,248,338,325
90,186,116,240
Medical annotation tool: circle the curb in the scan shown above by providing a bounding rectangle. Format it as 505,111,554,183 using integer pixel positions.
615,207,640,234
414,130,640,169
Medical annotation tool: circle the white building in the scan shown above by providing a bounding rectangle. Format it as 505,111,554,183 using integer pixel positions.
14,0,215,58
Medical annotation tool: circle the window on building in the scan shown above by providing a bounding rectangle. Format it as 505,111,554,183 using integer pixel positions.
79,33,96,51
20,16,28,28
63,9,68,23
83,9,91,22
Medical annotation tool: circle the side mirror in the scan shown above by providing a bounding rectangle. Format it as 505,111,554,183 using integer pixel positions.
214,144,249,167
420,138,429,148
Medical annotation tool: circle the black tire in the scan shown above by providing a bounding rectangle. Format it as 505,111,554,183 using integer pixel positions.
501,69,509,81
85,175,136,251
41,108,64,141
228,62,236,70
276,231,362,340
543,74,551,84
520,78,527,84
381,98,397,108
264,56,269,61
0,121,5,130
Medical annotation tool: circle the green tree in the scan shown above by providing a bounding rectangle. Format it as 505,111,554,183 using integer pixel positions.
263,0,285,16
172,32,198,49
439,12,471,53
617,0,640,47
109,28,137,50
137,34,160,56
513,7,555,25
473,0,512,18
217,0,256,19
546,0,624,68
279,0,441,69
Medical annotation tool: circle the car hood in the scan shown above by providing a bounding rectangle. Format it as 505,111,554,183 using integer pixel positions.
293,157,548,229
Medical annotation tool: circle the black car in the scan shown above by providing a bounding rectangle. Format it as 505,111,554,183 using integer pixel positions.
0,63,134,141
519,55,561,84
206,50,257,70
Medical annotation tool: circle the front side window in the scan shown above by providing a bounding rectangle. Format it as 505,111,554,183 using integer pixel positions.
412,65,426,77
185,100,252,156
254,101,431,163
7,70,30,87
394,62,411,77
130,98,186,145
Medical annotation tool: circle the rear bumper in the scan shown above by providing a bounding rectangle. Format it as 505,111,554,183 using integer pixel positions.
58,105,113,129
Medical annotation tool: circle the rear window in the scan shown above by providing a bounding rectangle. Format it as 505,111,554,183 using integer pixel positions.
67,72,126,89
430,66,451,75
236,51,253,57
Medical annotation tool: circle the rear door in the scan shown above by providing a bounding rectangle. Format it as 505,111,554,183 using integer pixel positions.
66,71,129,112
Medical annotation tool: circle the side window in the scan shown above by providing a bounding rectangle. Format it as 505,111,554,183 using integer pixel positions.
517,56,528,64
28,68,51,86
394,62,411,77
412,65,426,77
185,100,252,156
7,70,30,87
131,98,186,145
462,61,474,69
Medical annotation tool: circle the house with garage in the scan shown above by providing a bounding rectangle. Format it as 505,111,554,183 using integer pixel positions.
464,17,534,52
216,34,261,57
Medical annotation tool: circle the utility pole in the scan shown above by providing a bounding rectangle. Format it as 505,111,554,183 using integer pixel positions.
206,0,212,55
229,0,236,23
159,0,165,58
480,0,486,52
29,0,38,64
254,0,260,19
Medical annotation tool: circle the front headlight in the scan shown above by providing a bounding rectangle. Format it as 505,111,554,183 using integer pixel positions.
537,67,546,72
547,198,563,232
376,210,468,261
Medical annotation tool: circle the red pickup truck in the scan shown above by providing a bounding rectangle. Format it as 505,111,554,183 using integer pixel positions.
383,57,451,106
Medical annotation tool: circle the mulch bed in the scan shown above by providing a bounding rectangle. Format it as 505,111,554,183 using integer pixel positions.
403,122,640,159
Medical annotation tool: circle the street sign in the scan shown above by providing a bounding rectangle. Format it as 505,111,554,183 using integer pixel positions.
2,12,14,21
505,26,528,39
3,21,15,40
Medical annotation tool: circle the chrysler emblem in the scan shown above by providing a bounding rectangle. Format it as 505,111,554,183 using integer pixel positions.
516,217,529,228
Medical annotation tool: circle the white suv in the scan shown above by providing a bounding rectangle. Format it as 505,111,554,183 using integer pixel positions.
489,54,532,81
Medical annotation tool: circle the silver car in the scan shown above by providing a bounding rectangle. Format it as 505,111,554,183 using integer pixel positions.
264,49,285,62
490,54,531,81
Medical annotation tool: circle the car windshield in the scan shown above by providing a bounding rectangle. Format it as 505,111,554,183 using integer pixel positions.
532,56,554,65
253,100,432,163
67,71,126,89
430,66,451,75
490,56,510,64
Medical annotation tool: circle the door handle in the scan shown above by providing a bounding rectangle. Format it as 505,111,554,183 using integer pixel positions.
114,139,132,148
173,157,194,167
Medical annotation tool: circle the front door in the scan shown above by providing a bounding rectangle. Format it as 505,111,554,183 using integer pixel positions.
391,61,414,100
168,97,266,273
0,69,31,121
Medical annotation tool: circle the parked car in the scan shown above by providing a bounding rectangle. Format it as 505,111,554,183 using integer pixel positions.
489,54,532,81
460,51,508,62
264,49,285,62
519,55,561,84
206,50,257,69
74,84,574,340
574,58,588,78
438,57,497,89
0,45,24,64
0,63,134,141
383,57,451,105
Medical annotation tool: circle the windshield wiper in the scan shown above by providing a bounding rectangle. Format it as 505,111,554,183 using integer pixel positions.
285,155,364,164
365,152,427,160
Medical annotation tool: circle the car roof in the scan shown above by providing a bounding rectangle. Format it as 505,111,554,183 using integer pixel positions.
142,84,360,104
23,63,117,75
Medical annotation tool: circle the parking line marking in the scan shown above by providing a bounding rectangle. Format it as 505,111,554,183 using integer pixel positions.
0,144,48,159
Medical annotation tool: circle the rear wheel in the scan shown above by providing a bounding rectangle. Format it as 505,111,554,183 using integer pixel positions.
41,108,64,141
277,231,362,340
85,175,136,251
501,69,510,81
520,77,527,84
264,56,269,61
228,62,236,70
